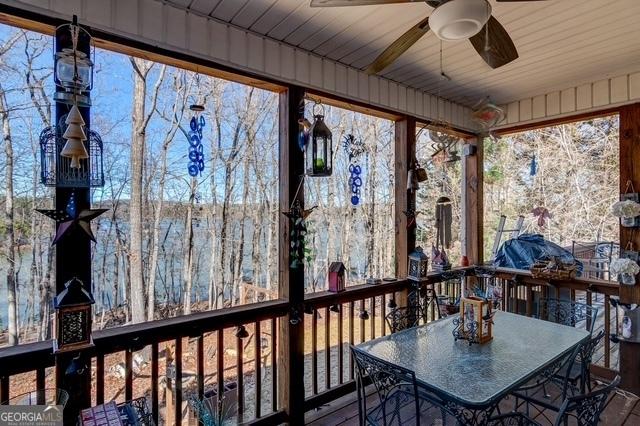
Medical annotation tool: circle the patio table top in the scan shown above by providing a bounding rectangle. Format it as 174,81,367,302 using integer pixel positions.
356,310,590,408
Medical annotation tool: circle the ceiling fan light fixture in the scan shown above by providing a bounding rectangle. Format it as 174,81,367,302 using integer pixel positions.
429,0,491,41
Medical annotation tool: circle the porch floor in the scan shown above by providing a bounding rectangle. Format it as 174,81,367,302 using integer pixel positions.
305,376,640,426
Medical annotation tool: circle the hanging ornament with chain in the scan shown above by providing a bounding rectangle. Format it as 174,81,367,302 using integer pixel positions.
187,104,205,177
343,134,365,206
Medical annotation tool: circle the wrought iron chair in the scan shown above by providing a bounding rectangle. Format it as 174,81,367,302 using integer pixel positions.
553,375,620,426
536,297,598,334
385,305,425,334
560,330,605,394
510,341,582,421
351,346,424,425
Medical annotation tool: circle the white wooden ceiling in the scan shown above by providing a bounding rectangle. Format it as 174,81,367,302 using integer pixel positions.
161,0,640,107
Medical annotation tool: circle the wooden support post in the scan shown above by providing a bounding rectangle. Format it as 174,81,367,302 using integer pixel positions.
619,103,640,394
462,136,483,266
394,117,416,307
278,85,306,425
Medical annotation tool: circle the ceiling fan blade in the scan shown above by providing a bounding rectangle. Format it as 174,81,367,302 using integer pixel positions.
469,16,518,69
310,0,420,7
365,16,430,75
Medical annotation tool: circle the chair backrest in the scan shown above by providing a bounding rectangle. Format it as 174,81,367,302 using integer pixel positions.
385,306,422,333
554,375,621,426
350,346,421,426
537,297,598,334
578,330,605,365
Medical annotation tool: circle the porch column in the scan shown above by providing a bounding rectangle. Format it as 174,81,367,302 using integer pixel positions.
394,116,416,306
462,135,483,265
619,103,640,394
278,85,306,424
53,20,93,424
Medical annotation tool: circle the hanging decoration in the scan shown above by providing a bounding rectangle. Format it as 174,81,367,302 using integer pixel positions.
430,129,461,164
187,104,206,177
431,245,450,271
470,97,506,130
343,134,365,206
305,102,333,177
531,206,552,228
37,191,108,245
282,177,317,268
530,154,538,176
60,103,89,168
435,196,453,250
297,98,310,151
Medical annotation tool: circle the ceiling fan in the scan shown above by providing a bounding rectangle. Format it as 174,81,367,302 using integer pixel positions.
310,0,546,75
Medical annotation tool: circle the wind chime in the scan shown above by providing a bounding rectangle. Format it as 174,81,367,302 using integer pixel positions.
187,103,205,177
343,134,365,206
282,177,317,268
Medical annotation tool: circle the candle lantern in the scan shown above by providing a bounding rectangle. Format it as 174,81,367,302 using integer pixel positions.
453,296,493,345
408,246,429,281
305,109,333,177
53,15,94,106
54,277,95,353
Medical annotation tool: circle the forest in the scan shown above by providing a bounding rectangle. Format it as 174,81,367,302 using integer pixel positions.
0,23,619,348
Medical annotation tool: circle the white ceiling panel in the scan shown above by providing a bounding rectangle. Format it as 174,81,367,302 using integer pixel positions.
163,0,640,107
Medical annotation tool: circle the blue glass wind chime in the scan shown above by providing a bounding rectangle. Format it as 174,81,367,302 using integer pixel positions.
187,104,205,177
343,134,365,206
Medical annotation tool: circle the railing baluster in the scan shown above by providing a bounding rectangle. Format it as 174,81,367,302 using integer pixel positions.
325,306,331,390
151,342,159,425
125,349,133,401
370,297,375,339
36,368,45,405
217,330,224,402
175,338,183,426
604,294,611,368
197,334,205,400
586,291,593,332
237,329,244,421
96,354,104,405
338,303,344,385
525,283,533,317
359,299,365,343
271,318,277,413
381,294,387,336
349,301,355,381
0,376,8,403
311,308,318,395
255,321,262,419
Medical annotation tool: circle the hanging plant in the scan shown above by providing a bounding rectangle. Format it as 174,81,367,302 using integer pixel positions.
612,200,640,218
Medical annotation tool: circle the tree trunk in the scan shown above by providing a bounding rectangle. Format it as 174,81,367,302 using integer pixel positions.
1,88,18,345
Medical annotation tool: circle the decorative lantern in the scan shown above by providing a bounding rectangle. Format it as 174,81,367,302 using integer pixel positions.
453,296,494,345
305,109,333,177
328,262,346,292
408,246,429,281
54,277,95,353
53,16,94,106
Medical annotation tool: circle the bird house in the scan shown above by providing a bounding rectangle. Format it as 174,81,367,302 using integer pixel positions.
408,246,429,281
328,262,346,292
454,296,493,345
54,277,95,353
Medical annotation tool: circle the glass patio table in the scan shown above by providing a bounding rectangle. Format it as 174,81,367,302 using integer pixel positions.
356,310,590,423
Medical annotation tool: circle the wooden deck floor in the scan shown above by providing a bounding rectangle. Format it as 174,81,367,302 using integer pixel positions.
305,377,640,425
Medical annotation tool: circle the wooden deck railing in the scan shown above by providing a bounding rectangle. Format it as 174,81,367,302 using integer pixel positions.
0,299,289,425
0,267,622,424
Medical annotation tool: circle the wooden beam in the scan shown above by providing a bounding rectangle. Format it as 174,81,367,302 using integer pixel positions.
462,136,483,265
394,117,416,306
619,103,640,395
277,86,306,425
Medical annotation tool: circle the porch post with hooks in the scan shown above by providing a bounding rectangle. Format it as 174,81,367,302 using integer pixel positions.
619,103,640,394
54,16,93,424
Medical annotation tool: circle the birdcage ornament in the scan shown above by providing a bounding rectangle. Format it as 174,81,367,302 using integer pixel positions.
39,118,104,188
